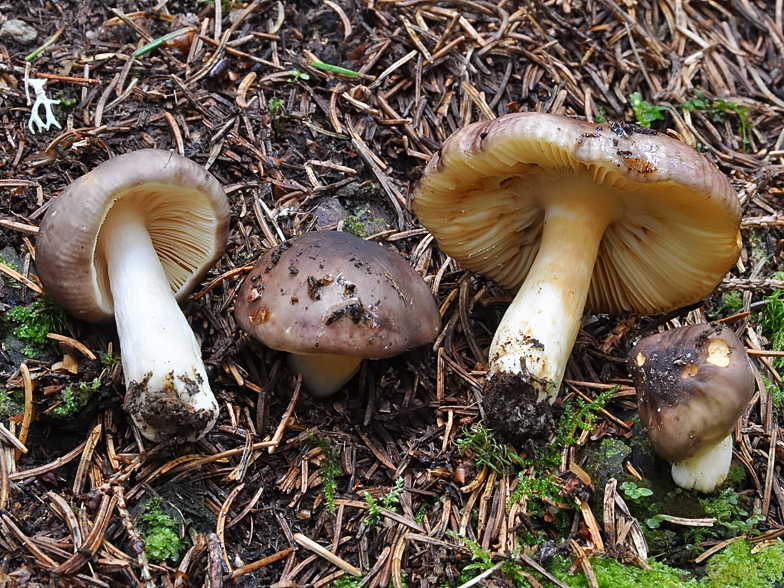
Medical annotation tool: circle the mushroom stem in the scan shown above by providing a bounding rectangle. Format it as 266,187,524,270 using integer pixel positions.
671,435,733,493
287,353,363,398
488,187,617,403
99,199,218,441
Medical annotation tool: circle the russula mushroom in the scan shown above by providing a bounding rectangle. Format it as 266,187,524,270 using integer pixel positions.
36,149,230,442
628,323,754,493
413,112,742,446
235,231,440,397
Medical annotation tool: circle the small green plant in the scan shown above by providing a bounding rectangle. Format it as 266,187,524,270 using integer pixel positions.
683,89,709,113
364,477,404,523
328,578,361,588
595,106,606,124
756,280,784,370
309,434,341,513
0,390,24,422
682,89,754,151
4,295,67,356
287,69,310,83
620,481,653,504
342,205,389,238
762,375,784,406
49,377,103,418
138,497,182,563
268,97,284,116
455,424,526,474
711,290,743,318
711,98,753,149
629,92,667,129
100,350,120,368
700,488,763,535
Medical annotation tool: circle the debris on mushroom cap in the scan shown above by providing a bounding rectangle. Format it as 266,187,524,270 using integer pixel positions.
413,112,741,316
628,322,755,464
235,230,441,358
36,149,230,323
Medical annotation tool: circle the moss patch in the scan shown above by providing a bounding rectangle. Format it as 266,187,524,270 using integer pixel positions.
546,539,784,588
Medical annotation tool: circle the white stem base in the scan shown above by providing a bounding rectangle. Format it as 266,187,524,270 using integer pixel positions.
99,200,218,441
287,353,363,398
671,435,733,493
488,182,618,403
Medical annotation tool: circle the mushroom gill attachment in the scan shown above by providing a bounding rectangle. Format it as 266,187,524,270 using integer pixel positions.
628,323,755,493
36,149,230,442
235,231,441,397
413,112,741,448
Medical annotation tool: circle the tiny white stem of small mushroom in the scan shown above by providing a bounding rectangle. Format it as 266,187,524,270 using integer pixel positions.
488,183,618,403
287,353,363,398
99,199,218,441
671,435,733,493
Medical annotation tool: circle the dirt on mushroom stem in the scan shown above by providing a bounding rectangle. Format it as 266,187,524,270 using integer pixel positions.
483,370,561,455
124,371,216,442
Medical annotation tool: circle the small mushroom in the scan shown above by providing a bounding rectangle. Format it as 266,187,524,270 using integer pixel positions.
235,231,441,397
413,113,741,446
36,149,230,442
628,323,754,493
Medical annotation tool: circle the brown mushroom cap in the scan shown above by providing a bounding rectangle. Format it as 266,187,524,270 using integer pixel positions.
235,231,441,358
413,113,741,315
628,323,754,463
36,149,230,322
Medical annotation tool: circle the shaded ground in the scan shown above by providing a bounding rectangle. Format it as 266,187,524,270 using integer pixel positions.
0,0,784,587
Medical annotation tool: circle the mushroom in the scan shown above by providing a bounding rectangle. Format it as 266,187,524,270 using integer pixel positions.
36,149,230,442
413,113,742,446
235,231,441,397
627,323,754,493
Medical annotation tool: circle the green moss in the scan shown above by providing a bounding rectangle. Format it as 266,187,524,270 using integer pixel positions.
456,423,525,474
49,377,103,419
139,497,182,563
704,539,784,588
4,295,67,357
544,540,784,588
342,205,389,238
0,389,24,422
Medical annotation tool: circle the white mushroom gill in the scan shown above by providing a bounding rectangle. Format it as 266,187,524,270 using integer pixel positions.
488,176,620,402
98,199,218,441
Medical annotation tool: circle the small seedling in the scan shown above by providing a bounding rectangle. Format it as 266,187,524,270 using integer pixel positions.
268,97,284,116
621,481,654,504
629,92,667,129
287,69,310,83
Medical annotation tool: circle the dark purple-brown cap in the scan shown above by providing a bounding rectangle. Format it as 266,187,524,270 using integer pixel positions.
235,231,441,357
36,149,230,322
628,322,754,463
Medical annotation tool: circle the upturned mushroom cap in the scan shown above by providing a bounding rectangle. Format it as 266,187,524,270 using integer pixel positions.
413,113,741,315
628,322,754,463
36,149,230,321
235,231,441,358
